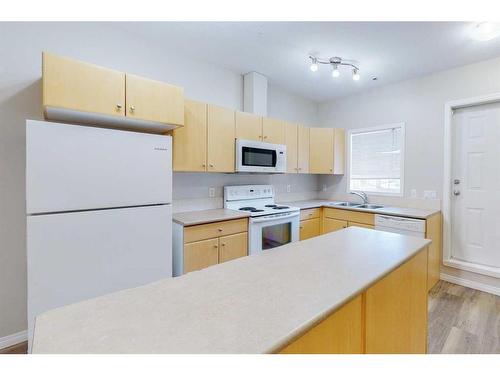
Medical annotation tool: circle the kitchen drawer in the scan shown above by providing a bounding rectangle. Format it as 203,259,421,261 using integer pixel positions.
184,218,247,243
300,208,321,221
300,218,320,240
323,208,374,226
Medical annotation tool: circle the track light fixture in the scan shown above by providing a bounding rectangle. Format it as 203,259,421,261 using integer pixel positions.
309,55,361,81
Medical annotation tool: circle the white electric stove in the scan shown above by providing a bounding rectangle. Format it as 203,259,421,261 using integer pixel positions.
224,185,300,255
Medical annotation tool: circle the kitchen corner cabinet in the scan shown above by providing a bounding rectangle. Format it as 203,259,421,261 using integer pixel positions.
175,218,248,275
262,118,285,144
207,104,236,173
309,127,345,174
235,111,262,141
173,99,207,172
42,52,184,132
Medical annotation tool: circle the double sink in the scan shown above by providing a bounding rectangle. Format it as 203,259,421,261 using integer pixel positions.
329,202,385,210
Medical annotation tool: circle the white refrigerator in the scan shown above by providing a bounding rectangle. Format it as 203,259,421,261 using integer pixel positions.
26,120,173,349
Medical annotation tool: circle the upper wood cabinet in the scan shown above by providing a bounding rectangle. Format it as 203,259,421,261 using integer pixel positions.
42,52,184,133
173,99,207,172
297,125,310,173
125,74,184,125
43,52,126,117
207,104,235,173
262,118,285,144
284,122,298,173
235,111,262,141
309,127,345,174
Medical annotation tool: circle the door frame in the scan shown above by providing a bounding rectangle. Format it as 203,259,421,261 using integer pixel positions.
443,92,500,278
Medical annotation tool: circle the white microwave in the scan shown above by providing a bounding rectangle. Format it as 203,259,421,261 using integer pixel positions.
235,139,286,173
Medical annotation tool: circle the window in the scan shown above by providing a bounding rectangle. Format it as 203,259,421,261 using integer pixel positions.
348,123,405,196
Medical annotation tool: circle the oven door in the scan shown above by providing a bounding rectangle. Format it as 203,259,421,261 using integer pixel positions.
248,211,299,255
235,139,286,173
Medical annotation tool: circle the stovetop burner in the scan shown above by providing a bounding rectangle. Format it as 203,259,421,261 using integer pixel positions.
273,206,290,210
265,204,277,208
239,207,264,212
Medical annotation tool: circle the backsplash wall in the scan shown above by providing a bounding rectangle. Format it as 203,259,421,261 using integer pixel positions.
173,173,320,212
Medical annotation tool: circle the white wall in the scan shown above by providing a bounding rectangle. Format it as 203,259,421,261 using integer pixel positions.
317,55,500,291
0,22,319,340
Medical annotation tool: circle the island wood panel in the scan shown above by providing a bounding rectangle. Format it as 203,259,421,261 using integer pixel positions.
184,218,247,243
426,213,442,291
235,111,262,141
207,104,235,172
262,118,285,144
219,232,248,263
297,125,310,173
173,99,207,172
284,122,298,173
300,218,321,240
323,208,374,226
183,238,219,274
365,248,428,353
42,52,126,117
279,295,363,354
125,73,184,125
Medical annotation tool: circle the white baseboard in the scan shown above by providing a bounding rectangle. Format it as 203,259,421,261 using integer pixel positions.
440,273,500,297
0,330,27,350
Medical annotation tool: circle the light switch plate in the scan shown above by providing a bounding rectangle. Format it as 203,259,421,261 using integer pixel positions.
208,187,215,198
423,190,437,199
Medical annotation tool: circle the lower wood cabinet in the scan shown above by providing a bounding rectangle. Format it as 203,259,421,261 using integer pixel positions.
219,232,248,264
300,218,320,240
278,248,428,354
184,238,219,273
175,218,248,275
322,218,348,233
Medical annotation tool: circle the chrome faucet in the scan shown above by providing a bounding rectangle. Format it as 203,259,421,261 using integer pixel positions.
350,191,368,204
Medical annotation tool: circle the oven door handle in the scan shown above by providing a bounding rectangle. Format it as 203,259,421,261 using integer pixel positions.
250,211,300,223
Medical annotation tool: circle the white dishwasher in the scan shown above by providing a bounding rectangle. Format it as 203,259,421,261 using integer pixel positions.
374,214,426,238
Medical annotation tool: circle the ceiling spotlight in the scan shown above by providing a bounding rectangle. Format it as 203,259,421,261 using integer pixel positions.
308,55,360,84
310,57,318,72
352,68,360,81
331,64,340,78
470,22,500,41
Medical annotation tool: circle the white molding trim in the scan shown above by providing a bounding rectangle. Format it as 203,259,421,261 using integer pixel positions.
440,273,500,297
0,330,27,350
443,92,500,278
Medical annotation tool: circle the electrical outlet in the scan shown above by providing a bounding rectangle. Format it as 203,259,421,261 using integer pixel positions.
322,184,327,192
208,187,215,198
286,185,291,193
410,189,417,199
423,190,437,199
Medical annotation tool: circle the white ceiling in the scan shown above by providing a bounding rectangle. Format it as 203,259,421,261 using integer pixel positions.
116,22,500,102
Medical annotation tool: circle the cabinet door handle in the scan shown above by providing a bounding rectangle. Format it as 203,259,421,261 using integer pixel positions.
330,168,333,172
264,136,268,139
129,105,135,113
116,104,122,110
300,226,303,229
218,228,223,232
214,245,218,248
202,163,206,168
221,243,226,246
209,164,214,168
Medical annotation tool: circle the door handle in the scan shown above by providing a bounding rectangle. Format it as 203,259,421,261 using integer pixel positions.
453,190,460,196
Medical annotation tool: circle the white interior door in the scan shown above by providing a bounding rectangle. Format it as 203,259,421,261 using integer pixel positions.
451,102,500,277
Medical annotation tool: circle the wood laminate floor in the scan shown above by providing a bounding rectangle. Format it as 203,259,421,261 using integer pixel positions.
1,281,498,354
428,281,500,354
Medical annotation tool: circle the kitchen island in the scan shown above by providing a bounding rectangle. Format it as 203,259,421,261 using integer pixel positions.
32,227,431,354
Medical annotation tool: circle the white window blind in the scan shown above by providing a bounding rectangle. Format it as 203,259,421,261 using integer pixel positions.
349,124,404,195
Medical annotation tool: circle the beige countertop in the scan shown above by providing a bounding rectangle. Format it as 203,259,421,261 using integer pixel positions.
284,199,440,219
173,209,250,226
32,227,431,354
